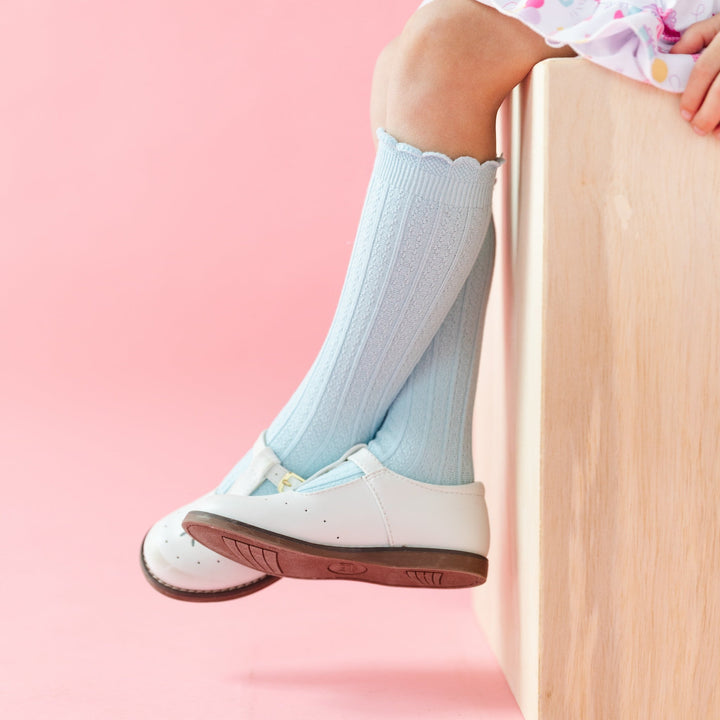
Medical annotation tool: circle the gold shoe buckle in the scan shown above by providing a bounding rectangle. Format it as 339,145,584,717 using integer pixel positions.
278,471,305,492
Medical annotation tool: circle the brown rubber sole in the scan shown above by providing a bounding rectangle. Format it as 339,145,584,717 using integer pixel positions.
183,511,488,589
139,534,281,603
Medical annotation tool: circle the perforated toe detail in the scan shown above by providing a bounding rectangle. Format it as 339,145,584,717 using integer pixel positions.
142,494,270,594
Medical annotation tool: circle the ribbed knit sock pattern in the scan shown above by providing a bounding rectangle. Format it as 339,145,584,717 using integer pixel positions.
298,222,495,491
220,130,500,483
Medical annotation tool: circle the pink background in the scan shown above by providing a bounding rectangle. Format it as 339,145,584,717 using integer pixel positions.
1,2,522,717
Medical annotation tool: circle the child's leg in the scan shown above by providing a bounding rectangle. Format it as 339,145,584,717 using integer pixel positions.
293,0,576,492
261,0,573,481
180,1,577,588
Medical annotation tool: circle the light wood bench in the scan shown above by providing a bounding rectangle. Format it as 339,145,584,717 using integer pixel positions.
473,57,720,720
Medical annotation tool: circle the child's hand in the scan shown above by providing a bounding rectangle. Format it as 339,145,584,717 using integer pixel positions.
670,14,720,136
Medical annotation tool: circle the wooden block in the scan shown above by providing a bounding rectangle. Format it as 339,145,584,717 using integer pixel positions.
473,58,720,720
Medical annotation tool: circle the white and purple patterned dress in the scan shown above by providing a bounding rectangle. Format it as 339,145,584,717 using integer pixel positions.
422,0,720,92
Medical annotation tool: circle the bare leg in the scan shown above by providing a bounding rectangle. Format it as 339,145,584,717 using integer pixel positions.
372,0,574,160
370,36,400,144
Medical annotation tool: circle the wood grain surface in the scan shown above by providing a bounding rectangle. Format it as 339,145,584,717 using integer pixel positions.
473,58,720,720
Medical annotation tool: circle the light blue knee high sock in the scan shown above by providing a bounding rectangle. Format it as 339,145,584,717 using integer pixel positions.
220,130,499,492
298,222,495,490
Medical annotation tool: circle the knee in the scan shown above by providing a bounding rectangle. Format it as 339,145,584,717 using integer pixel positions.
401,0,491,59
375,35,401,76
393,0,557,108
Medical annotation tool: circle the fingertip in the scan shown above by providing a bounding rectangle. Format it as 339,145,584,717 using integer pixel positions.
672,40,701,55
681,108,694,121
670,29,705,56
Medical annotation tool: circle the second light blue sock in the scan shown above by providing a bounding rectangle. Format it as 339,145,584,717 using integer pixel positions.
298,222,496,490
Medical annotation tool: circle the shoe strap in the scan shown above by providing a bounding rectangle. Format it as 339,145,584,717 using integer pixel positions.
303,443,371,484
346,446,384,476
226,432,305,495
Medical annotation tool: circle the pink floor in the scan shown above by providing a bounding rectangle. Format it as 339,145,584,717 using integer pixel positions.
1,388,523,720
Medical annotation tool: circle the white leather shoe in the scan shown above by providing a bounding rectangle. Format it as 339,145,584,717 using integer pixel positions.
140,432,305,601
182,446,490,589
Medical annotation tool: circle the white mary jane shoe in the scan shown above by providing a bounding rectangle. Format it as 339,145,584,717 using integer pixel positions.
182,446,490,589
140,432,305,601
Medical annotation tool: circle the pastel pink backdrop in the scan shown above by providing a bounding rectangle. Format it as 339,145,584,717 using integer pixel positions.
0,2,522,718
